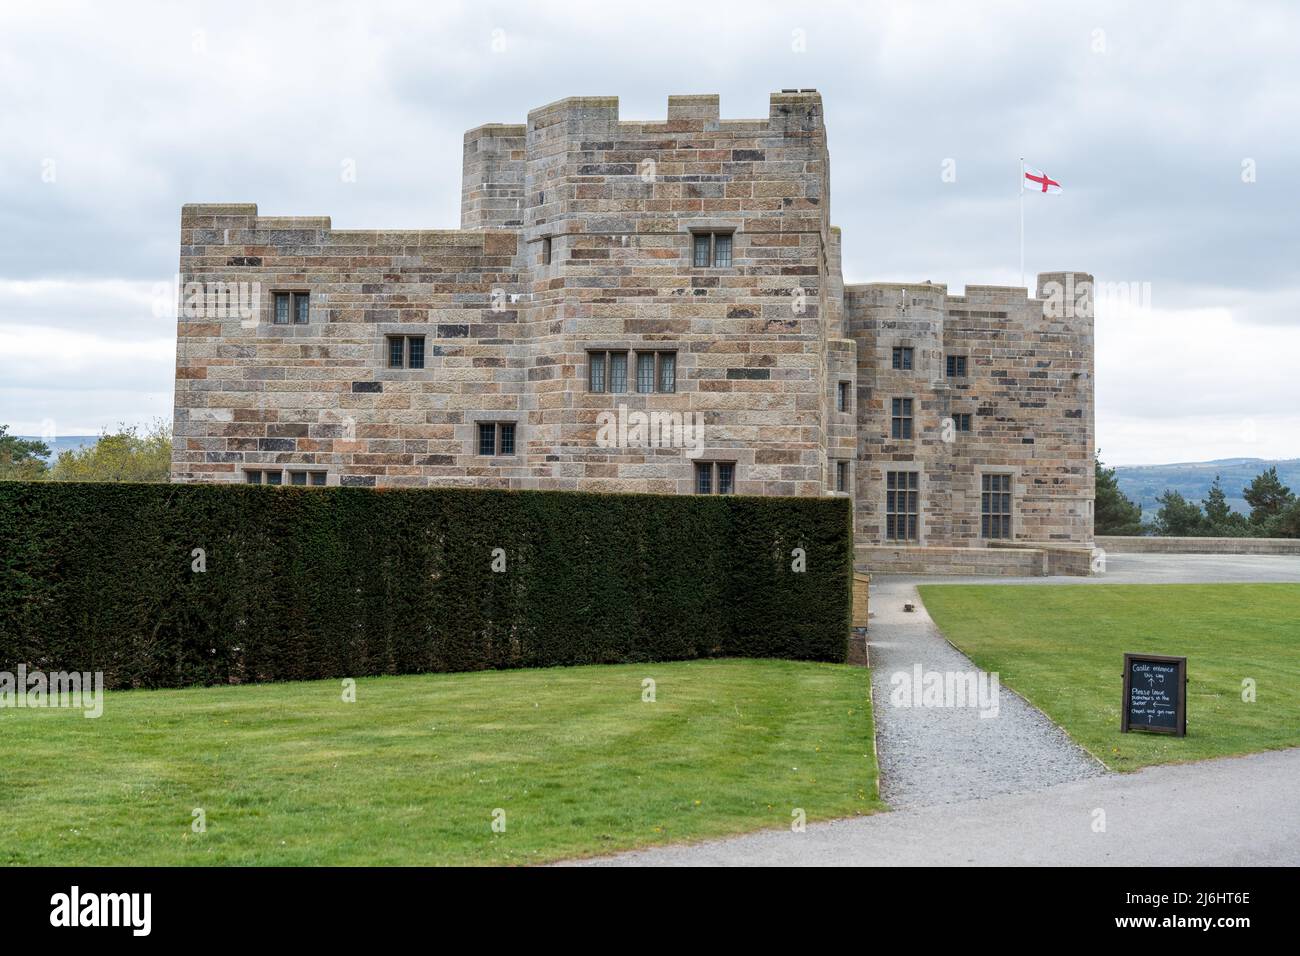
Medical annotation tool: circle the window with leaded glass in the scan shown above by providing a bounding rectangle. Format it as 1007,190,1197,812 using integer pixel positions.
891,397,914,439
946,354,968,378
981,473,1012,539
636,352,655,393
386,336,425,369
885,471,919,541
588,350,676,393
273,291,309,325
477,421,517,457
892,346,913,370
610,352,628,393
691,231,735,268
695,461,735,495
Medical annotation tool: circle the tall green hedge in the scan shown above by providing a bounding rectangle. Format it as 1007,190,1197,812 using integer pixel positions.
0,482,852,688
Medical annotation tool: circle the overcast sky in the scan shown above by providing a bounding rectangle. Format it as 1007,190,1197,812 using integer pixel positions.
2,0,1296,465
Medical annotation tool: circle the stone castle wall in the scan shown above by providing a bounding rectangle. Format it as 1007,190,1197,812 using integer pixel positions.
172,90,1095,554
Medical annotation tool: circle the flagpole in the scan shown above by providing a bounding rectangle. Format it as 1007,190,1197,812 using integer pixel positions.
1018,157,1025,290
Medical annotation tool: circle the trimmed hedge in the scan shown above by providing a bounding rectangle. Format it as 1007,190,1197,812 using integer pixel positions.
0,482,853,688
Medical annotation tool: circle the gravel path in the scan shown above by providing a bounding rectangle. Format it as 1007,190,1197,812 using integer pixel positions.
867,577,1103,807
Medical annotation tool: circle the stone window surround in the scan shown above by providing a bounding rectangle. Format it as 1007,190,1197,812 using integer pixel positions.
687,221,741,269
975,465,1020,543
833,458,852,495
836,379,852,413
583,344,684,395
462,412,525,463
265,288,314,329
890,342,916,371
374,324,437,377
945,351,970,379
881,466,926,544
890,395,916,440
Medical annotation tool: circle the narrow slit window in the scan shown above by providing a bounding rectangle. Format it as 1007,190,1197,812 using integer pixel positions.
836,460,849,493
542,236,552,265
837,381,851,413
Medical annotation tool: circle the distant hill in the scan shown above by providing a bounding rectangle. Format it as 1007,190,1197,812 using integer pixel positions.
17,435,99,461
1113,458,1300,516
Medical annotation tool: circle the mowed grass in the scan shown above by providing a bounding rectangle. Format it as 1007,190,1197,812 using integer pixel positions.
0,659,878,865
918,583,1300,770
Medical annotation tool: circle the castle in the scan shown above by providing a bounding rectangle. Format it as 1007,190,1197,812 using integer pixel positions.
172,91,1095,574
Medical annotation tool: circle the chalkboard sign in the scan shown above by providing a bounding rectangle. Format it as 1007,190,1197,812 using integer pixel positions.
1122,653,1187,736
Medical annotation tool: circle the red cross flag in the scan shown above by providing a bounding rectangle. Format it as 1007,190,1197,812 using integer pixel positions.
1022,163,1062,194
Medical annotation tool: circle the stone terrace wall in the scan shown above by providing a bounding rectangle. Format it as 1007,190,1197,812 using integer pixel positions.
1097,536,1300,555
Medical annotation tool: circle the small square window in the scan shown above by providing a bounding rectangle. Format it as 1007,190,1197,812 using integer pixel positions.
386,336,425,370
954,412,972,433
477,421,516,457
310,471,326,486
290,471,307,486
892,346,914,371
264,471,282,486
274,291,309,326
695,461,736,495
692,231,735,268
245,470,262,484
946,355,968,378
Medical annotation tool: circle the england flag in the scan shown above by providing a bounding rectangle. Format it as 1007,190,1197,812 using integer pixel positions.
1022,163,1062,194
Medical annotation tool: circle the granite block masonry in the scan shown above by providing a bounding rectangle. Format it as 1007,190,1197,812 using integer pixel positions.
172,91,1095,560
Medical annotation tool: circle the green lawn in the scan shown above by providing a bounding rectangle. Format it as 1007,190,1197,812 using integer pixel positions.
0,659,878,865
918,583,1300,770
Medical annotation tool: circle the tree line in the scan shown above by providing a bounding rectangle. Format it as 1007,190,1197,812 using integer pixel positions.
1096,453,1300,538
0,421,172,483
